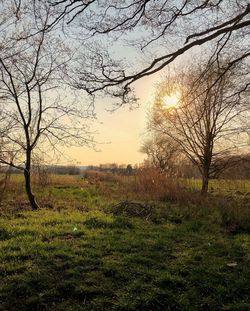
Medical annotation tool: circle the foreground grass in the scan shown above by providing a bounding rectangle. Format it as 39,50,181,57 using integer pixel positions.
0,175,250,310
0,206,250,310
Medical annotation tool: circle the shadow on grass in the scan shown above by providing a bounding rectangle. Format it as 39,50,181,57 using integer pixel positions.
0,209,249,310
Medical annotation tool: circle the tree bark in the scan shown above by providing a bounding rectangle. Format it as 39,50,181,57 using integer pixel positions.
201,172,209,194
24,149,39,210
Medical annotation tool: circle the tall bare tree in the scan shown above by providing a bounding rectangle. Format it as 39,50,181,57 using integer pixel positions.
47,0,250,104
149,61,250,193
0,1,94,210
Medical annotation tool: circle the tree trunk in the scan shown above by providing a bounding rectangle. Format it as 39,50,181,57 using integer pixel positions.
201,144,212,195
201,173,209,195
24,149,39,210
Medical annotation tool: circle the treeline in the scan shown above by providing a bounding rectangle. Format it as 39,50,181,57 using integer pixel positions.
0,165,81,176
85,157,250,180
0,163,135,176
143,154,250,180
1,157,249,179
85,163,135,176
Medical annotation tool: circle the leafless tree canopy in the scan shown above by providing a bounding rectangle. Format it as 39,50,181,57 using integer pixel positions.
0,1,249,205
48,0,250,104
149,60,250,193
140,136,180,173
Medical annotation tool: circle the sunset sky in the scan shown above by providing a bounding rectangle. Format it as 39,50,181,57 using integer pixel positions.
64,53,189,166
67,74,161,166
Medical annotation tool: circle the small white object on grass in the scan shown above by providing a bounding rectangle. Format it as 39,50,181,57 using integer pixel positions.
227,262,237,267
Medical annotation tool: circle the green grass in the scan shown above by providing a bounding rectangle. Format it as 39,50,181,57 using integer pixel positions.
184,178,250,194
0,206,249,310
0,175,250,310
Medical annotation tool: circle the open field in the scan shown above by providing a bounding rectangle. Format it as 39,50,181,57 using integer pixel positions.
184,178,250,195
0,174,250,310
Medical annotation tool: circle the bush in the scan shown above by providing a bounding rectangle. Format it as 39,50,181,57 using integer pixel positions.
33,166,51,187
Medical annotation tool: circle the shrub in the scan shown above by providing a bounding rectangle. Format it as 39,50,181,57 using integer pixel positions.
32,168,51,187
0,170,11,206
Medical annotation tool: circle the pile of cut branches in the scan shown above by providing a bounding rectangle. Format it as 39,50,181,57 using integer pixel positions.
111,200,153,220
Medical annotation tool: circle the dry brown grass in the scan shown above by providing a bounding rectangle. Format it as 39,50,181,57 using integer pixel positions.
129,167,192,202
84,170,122,184
47,174,83,186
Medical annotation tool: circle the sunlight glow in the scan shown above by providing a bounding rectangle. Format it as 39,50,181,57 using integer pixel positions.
162,91,181,109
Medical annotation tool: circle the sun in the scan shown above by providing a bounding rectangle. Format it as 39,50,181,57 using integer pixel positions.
162,91,181,109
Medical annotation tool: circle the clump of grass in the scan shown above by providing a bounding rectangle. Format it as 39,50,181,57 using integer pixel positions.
83,213,133,229
217,203,250,234
0,227,11,240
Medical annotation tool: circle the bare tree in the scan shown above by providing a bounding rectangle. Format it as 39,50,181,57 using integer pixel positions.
140,136,179,173
149,61,250,194
0,1,94,210
47,0,250,104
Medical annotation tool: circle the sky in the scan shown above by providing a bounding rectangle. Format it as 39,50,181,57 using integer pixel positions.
63,55,189,166
1,1,248,169
66,74,160,166
57,10,193,167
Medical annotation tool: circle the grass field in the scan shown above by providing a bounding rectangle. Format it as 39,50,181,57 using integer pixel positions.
0,174,250,310
184,178,250,194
